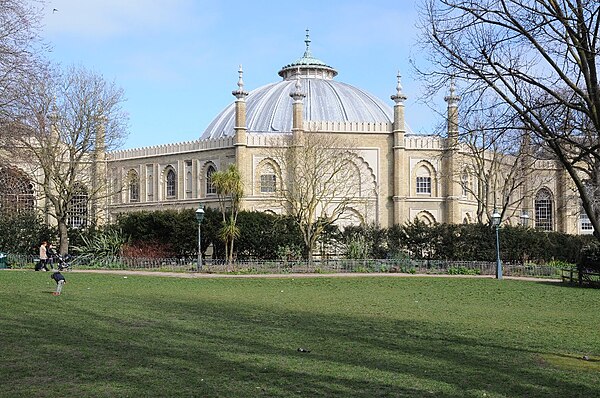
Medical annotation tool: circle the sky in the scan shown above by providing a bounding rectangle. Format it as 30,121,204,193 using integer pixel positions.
38,0,444,150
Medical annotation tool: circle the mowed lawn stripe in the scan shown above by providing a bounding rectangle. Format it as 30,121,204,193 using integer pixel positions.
1,271,598,397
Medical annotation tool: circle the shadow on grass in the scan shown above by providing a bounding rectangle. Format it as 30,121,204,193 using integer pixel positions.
2,286,599,398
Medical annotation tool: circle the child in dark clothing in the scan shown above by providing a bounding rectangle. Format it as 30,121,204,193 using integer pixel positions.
50,269,66,296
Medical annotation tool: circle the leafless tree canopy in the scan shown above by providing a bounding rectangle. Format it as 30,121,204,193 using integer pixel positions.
268,132,372,263
0,0,44,123
418,0,600,237
7,65,129,253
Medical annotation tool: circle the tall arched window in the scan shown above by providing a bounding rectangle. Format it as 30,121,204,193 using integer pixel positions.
128,170,140,203
206,165,216,195
461,171,469,198
186,171,193,199
260,163,277,193
166,168,177,198
416,165,432,195
67,185,88,229
535,188,553,231
0,166,35,212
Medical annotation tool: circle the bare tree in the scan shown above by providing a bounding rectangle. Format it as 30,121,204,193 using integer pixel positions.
267,131,373,264
453,103,550,224
0,0,44,126
7,65,128,254
418,0,600,238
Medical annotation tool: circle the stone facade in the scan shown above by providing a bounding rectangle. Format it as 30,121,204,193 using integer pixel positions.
1,36,591,236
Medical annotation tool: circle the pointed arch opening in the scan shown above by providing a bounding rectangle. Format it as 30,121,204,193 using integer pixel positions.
0,166,35,213
67,184,88,229
165,167,177,199
534,188,553,231
128,169,140,203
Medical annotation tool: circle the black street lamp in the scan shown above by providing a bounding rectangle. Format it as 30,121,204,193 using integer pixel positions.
195,205,205,272
492,210,502,280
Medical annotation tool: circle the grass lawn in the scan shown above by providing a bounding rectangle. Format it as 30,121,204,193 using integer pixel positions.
1,271,599,397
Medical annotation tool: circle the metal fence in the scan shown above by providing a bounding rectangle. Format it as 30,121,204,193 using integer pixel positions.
3,254,564,278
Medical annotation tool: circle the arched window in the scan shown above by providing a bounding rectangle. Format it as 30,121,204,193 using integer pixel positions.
259,163,277,193
0,166,35,212
146,165,154,200
206,165,216,195
535,188,553,231
128,170,139,203
186,171,193,198
580,212,593,232
416,166,432,194
461,171,469,198
166,168,177,199
67,185,88,229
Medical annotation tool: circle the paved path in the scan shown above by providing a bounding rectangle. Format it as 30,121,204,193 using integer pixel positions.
65,269,561,283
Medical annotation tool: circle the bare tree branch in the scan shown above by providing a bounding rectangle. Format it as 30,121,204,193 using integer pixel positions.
418,0,600,237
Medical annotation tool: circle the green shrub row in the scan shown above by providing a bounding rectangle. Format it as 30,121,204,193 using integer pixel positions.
1,210,596,266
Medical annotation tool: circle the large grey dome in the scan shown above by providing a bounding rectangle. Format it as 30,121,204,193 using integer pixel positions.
201,33,393,140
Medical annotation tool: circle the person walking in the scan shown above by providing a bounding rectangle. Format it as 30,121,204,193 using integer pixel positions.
46,243,57,269
36,241,49,271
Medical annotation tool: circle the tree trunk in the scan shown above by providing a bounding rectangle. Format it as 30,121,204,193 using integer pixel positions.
58,220,69,255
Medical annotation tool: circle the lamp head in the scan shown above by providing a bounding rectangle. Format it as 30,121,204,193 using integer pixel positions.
195,206,205,223
491,211,501,226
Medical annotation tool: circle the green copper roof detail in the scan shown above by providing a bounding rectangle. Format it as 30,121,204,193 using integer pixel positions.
278,30,337,79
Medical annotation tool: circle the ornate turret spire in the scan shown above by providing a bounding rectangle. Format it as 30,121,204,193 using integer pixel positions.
445,76,460,141
444,76,460,107
289,68,306,102
391,71,407,104
232,65,248,100
303,29,312,58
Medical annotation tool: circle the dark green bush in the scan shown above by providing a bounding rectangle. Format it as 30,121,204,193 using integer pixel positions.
115,209,303,260
116,209,199,257
579,242,600,272
0,210,56,254
374,220,590,263
235,212,303,260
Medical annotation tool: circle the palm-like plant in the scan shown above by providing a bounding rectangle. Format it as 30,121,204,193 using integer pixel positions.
211,164,243,266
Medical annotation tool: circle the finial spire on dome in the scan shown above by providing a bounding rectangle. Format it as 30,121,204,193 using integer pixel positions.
237,64,244,91
278,30,338,80
232,64,248,100
391,71,407,104
303,29,312,58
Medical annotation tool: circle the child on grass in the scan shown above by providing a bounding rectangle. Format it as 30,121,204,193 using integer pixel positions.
50,269,66,296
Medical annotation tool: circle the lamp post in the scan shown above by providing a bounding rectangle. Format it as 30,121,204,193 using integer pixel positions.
492,210,502,280
195,205,205,272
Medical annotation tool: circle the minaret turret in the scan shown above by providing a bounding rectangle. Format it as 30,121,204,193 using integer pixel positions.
444,76,460,145
232,65,250,207
443,77,460,223
232,64,249,147
391,72,408,225
290,70,306,138
391,71,407,143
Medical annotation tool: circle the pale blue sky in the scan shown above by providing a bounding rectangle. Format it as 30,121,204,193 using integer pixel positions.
39,0,443,149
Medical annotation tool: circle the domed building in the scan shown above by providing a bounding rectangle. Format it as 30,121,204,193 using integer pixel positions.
202,34,394,139
104,33,587,235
